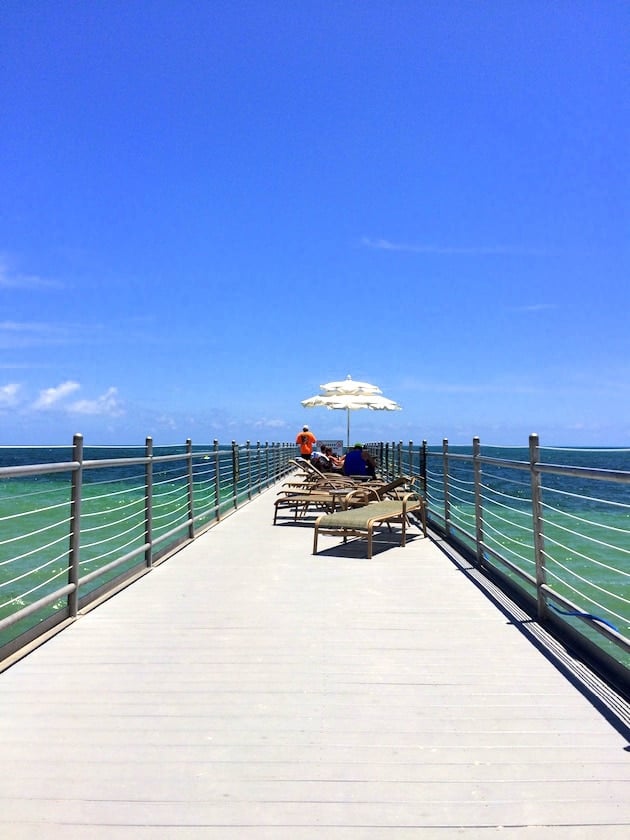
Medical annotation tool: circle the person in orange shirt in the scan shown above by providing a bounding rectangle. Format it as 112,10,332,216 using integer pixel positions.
295,425,317,460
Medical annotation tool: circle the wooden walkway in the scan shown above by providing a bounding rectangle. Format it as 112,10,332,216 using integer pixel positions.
0,485,628,839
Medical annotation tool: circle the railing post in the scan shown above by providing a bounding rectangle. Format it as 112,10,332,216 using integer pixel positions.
246,440,252,500
408,440,413,477
213,439,221,521
67,433,83,618
442,438,451,537
529,433,548,621
145,436,153,568
265,442,270,488
420,439,427,497
256,441,261,496
272,442,278,481
473,436,484,568
231,441,239,509
186,438,195,539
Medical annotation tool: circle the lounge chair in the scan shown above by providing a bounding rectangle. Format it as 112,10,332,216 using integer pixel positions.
273,482,358,524
364,474,417,499
275,470,420,524
273,490,335,524
312,491,426,558
279,460,356,500
293,458,355,488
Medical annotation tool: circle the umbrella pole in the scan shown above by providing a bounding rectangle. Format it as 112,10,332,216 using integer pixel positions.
346,407,350,449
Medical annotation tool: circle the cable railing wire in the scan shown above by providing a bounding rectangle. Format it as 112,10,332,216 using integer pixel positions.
0,550,70,608
542,558,627,626
541,531,630,588
541,514,630,566
0,528,71,570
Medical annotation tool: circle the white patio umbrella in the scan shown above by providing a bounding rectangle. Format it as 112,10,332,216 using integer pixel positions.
301,375,401,448
319,375,382,396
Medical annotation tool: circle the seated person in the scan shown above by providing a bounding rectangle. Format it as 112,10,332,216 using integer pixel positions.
342,443,369,477
361,448,377,479
311,448,332,471
324,446,345,472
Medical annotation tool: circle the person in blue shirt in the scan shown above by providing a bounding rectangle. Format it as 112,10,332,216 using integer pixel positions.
342,443,376,478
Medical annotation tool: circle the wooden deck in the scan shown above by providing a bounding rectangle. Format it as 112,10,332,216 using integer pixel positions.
0,485,628,839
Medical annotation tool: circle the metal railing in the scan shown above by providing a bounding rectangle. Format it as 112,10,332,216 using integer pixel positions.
0,436,295,668
372,435,630,695
2,432,628,696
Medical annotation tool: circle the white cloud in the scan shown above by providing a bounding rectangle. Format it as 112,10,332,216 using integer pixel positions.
509,303,557,313
0,383,21,407
33,380,81,409
0,320,70,349
0,257,62,289
253,418,288,429
361,237,548,256
68,387,124,417
399,376,542,396
155,414,178,430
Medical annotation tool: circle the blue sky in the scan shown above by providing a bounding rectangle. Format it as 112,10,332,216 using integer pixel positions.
1,0,628,447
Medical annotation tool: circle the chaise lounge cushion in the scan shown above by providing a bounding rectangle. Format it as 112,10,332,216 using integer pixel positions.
312,493,426,558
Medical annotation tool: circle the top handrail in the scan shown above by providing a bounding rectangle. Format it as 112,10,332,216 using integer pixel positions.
0,462,82,478
425,450,630,484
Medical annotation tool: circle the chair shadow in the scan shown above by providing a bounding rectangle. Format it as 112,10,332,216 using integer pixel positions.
314,530,422,559
274,519,320,529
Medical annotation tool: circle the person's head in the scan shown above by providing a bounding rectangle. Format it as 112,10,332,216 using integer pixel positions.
353,443,363,450
302,425,309,432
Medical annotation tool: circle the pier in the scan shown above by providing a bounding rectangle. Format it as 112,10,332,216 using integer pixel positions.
0,482,628,838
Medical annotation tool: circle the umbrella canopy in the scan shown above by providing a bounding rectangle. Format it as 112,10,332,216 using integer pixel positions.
301,375,401,447
319,375,382,396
